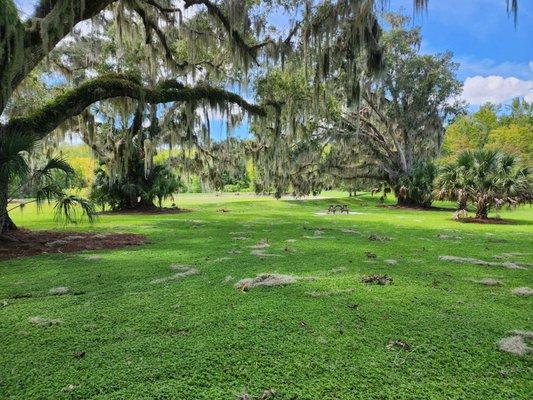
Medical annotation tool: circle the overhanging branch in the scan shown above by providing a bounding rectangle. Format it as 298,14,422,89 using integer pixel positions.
4,74,267,140
183,0,261,66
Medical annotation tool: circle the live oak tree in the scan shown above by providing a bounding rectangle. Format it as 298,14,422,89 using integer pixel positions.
48,10,256,210
0,0,269,232
252,14,463,206
342,14,463,206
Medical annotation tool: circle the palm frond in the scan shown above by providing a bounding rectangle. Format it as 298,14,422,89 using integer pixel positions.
53,195,97,225
34,157,75,180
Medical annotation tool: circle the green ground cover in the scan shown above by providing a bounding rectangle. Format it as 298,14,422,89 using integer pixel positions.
1,193,532,399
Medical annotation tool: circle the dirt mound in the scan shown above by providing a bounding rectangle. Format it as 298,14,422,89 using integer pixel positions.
361,274,393,285
49,287,70,295
0,229,146,261
497,331,533,356
512,287,533,297
250,249,281,257
235,274,297,291
438,255,526,270
471,278,502,286
368,233,391,242
249,239,270,249
29,316,62,326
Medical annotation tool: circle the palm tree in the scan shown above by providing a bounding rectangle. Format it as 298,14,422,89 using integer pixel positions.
0,133,95,233
436,163,468,210
436,149,531,219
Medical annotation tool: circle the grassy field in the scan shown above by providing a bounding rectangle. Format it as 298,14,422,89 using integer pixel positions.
1,192,532,399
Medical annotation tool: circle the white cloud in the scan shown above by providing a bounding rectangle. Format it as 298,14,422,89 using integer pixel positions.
461,75,533,105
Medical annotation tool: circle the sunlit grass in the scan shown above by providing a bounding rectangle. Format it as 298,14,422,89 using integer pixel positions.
1,192,532,399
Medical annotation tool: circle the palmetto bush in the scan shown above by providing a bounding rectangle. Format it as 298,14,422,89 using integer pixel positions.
396,160,437,208
90,162,182,211
436,149,532,218
0,133,96,231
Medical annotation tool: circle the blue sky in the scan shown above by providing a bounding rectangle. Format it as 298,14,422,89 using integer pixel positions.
14,0,533,139
389,0,533,107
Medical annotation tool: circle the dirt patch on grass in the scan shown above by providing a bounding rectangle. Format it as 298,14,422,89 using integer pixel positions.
512,287,533,297
340,228,358,234
29,316,62,326
387,339,412,351
497,331,533,356
151,265,199,284
455,217,514,225
361,274,393,285
471,278,502,286
249,239,270,249
437,233,462,240
0,229,146,261
98,206,191,215
235,274,297,291
438,255,526,270
368,233,391,242
250,249,281,257
49,287,70,295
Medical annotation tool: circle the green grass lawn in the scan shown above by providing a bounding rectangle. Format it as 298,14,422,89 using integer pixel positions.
1,192,532,399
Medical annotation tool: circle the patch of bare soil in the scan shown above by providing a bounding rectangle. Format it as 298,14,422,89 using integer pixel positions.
497,331,533,356
361,274,393,285
28,316,62,326
455,217,513,225
368,233,391,242
512,287,533,297
470,278,502,286
438,255,526,270
0,229,146,261
98,206,191,215
387,339,411,351
151,265,199,284
235,274,297,291
49,286,70,295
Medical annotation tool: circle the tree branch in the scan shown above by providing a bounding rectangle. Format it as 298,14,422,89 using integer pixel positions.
183,0,260,66
144,0,180,13
3,74,266,140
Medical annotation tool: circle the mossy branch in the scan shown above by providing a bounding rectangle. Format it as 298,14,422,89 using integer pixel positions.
183,0,261,66
4,74,266,140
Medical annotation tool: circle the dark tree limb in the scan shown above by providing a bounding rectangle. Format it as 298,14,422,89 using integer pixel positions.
3,74,266,141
